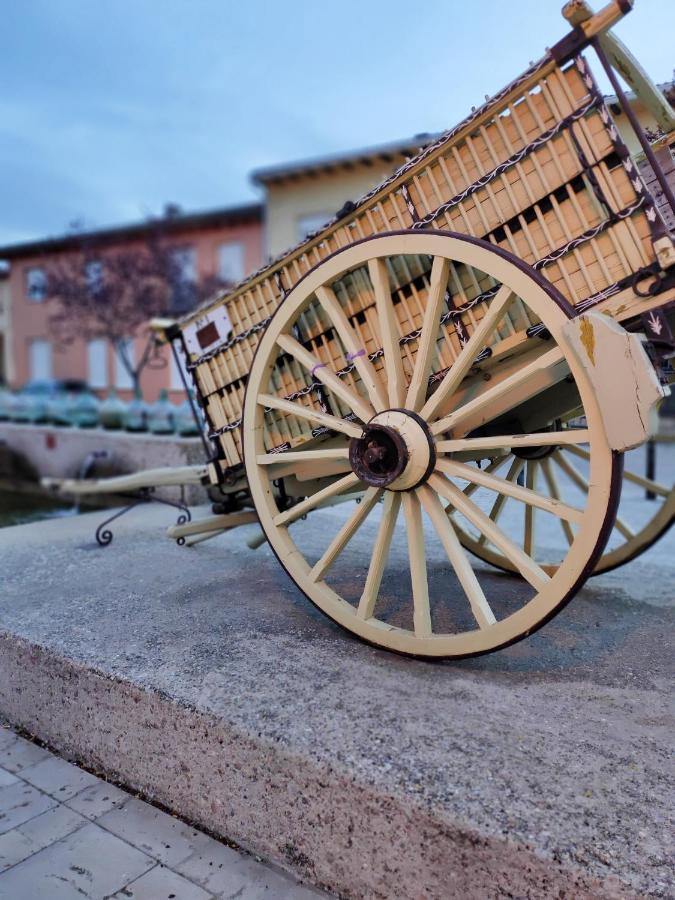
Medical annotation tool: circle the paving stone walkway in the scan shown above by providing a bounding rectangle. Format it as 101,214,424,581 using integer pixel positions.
0,725,325,899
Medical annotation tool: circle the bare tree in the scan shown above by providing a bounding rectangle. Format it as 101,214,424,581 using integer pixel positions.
44,229,227,392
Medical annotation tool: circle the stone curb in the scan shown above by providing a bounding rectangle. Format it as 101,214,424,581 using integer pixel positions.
0,630,632,899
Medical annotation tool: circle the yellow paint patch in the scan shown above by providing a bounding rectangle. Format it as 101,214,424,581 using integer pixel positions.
579,317,595,366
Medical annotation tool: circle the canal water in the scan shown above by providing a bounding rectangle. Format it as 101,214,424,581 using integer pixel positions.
0,489,73,529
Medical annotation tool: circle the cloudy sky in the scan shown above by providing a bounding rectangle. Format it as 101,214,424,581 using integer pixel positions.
2,0,673,246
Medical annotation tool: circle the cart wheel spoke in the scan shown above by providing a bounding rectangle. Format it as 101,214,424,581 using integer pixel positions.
523,462,538,557
620,466,670,498
422,284,514,422
257,393,363,439
461,454,511,498
429,473,549,591
402,491,432,638
315,285,388,413
431,347,565,437
554,449,634,539
257,447,350,466
541,457,575,546
276,332,374,423
437,457,582,523
310,488,382,582
357,491,401,620
418,485,495,629
405,256,450,412
437,429,591,454
477,456,524,544
274,471,361,527
368,258,407,407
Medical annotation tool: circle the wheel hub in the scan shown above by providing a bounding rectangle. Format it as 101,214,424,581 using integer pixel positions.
350,409,436,490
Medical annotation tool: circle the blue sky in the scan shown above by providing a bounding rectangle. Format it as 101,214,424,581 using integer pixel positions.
2,0,673,245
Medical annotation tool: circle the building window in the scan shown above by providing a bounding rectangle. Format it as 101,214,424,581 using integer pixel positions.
29,339,52,380
170,246,196,313
26,267,48,302
84,260,104,296
114,337,134,390
87,338,108,389
218,242,245,285
297,213,332,241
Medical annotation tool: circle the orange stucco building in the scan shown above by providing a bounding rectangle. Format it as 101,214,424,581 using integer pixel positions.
0,203,263,402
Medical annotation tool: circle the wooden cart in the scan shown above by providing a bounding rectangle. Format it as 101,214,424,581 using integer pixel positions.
62,0,675,657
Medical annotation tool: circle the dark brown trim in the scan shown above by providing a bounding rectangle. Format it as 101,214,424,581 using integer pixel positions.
591,37,675,226
550,28,589,66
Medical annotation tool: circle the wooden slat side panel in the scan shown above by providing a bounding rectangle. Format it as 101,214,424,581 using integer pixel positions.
184,55,666,469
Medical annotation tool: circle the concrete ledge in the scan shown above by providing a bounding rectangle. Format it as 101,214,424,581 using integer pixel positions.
0,507,672,898
0,634,631,900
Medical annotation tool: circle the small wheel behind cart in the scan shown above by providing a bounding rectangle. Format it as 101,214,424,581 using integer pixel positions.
243,231,622,658
451,433,674,578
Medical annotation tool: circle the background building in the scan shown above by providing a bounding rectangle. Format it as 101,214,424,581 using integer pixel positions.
0,203,263,401
252,136,436,258
0,266,13,386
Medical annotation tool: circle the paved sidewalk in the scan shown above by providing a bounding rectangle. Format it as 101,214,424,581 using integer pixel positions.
0,725,324,900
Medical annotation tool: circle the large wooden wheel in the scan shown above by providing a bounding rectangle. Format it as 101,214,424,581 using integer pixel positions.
242,232,622,657
452,436,674,578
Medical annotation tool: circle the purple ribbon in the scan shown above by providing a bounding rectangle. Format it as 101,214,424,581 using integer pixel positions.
310,362,327,377
346,349,366,361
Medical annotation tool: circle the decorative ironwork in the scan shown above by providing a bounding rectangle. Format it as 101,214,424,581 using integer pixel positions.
94,487,191,547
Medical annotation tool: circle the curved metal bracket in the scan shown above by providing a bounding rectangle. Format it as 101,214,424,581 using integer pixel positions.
94,487,191,547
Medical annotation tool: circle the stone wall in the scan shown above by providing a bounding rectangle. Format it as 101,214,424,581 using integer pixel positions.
0,423,208,504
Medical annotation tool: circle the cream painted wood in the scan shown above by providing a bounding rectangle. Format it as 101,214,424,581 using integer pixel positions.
357,491,401,620
405,256,450,412
562,0,634,40
480,457,525,545
276,332,374,424
437,457,583,523
524,462,537,558
421,285,514,422
183,529,228,547
561,313,666,451
310,488,382,582
563,0,675,132
462,455,511,500
167,510,257,540
257,393,363,439
431,347,566,437
454,440,674,579
273,471,362,527
402,491,432,638
556,449,631,539
242,233,619,657
256,448,350,466
367,409,431,491
418,485,495,629
541,456,575,546
368,258,407,408
430,473,549,591
315,285,388,413
621,465,671,498
436,430,591,453
43,465,209,496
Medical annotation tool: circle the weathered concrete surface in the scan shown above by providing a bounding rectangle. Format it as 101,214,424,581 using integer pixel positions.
0,422,207,503
0,493,673,899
